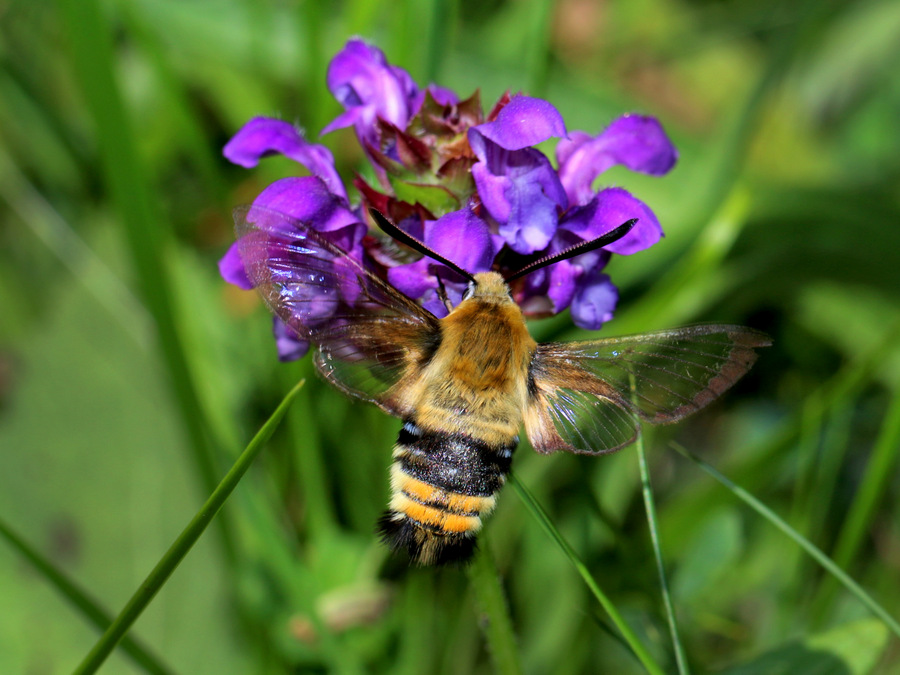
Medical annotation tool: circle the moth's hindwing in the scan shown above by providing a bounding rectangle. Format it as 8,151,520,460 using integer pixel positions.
526,325,772,454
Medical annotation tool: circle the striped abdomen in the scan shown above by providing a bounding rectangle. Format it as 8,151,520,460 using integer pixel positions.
378,419,517,565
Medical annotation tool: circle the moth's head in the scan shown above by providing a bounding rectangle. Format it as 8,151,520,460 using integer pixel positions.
462,272,511,302
367,208,638,306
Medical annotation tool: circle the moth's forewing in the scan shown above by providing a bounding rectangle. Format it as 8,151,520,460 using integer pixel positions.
526,325,771,454
234,205,439,414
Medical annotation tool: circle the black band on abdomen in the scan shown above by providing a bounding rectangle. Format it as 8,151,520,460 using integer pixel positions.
394,419,516,496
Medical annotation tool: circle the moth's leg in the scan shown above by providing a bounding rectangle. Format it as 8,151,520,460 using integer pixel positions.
435,274,453,312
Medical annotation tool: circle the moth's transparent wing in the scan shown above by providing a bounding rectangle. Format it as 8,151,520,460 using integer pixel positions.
524,386,640,455
234,205,439,415
525,325,771,454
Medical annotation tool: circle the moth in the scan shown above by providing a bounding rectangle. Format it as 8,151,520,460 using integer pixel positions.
234,205,770,565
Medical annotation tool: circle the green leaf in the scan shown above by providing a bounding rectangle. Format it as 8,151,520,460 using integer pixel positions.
672,507,743,602
718,619,889,675
389,178,461,215
672,442,900,639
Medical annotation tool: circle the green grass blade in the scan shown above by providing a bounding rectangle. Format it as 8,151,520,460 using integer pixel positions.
468,538,523,675
523,0,555,96
54,0,227,530
684,0,826,231
658,322,900,533
631,374,689,673
636,437,690,675
281,363,338,537
119,3,228,204
671,442,900,639
811,385,900,621
295,0,331,136
0,518,174,675
72,381,304,675
0,149,152,346
509,472,666,675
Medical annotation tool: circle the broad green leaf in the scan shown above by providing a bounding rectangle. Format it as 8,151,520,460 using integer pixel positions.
718,619,888,675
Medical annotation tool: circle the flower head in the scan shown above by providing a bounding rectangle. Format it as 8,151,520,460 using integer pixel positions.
221,38,678,356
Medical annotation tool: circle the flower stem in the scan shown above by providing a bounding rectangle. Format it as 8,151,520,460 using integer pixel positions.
72,381,304,675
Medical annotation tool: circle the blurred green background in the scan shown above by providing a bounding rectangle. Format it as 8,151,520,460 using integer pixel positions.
2,0,899,673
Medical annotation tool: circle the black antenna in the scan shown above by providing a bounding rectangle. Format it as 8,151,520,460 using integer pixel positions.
369,208,476,283
505,219,638,282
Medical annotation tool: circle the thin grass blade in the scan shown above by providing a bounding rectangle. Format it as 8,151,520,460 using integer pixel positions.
636,436,690,674
811,385,900,622
54,0,229,546
509,472,666,675
0,517,174,675
468,538,523,675
671,441,900,639
72,381,304,675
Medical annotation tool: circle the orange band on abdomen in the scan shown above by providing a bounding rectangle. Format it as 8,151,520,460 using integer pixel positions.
390,493,482,534
390,463,497,516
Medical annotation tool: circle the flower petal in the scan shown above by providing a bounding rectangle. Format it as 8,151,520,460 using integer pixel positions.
421,284,464,318
387,209,494,315
471,162,511,222
387,260,465,319
388,259,435,300
218,241,254,290
252,177,360,233
223,117,346,200
517,260,578,316
424,209,495,273
468,96,566,155
273,317,310,361
557,114,677,205
546,261,578,312
560,187,663,255
324,38,418,143
320,107,367,137
571,271,618,330
471,145,566,254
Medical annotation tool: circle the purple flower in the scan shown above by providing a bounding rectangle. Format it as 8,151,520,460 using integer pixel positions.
322,38,420,148
469,97,569,254
219,240,253,290
470,96,567,152
221,169,366,361
224,117,346,201
559,187,664,257
551,114,678,261
273,317,310,362
517,258,579,316
557,115,677,205
388,208,496,317
571,270,618,329
221,38,679,359
250,177,360,234
508,115,677,327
